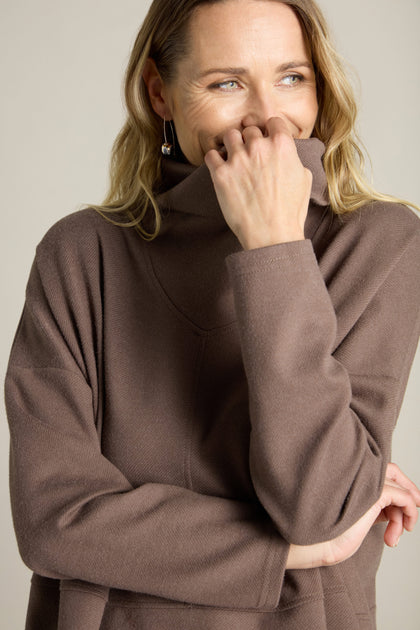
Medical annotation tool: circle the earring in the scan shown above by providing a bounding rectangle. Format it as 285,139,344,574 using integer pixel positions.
161,117,175,156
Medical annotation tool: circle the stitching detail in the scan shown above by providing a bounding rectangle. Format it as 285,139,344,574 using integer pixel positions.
183,337,206,490
106,592,342,613
106,586,349,614
229,252,313,278
59,586,108,602
259,529,282,608
143,246,237,336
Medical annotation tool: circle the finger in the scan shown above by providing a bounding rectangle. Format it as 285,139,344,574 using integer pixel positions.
222,128,245,157
386,463,420,505
378,483,418,532
265,116,295,140
204,148,225,172
241,125,264,145
403,512,416,532
382,506,404,547
383,476,420,513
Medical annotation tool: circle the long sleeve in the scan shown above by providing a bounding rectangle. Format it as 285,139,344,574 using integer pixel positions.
226,213,420,546
5,224,287,611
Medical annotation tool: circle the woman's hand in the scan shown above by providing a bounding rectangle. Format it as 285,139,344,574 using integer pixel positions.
373,463,420,546
204,117,312,250
286,463,420,570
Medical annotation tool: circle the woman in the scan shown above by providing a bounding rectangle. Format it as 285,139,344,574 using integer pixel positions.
5,0,420,629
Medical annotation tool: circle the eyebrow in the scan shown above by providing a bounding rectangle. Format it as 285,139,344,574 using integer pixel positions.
197,60,313,79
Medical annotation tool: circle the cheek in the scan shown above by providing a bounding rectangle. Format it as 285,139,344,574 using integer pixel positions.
173,98,210,147
183,97,237,135
174,97,241,156
306,91,319,124
287,93,319,132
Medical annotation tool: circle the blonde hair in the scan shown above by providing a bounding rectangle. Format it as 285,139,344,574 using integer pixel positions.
92,0,417,240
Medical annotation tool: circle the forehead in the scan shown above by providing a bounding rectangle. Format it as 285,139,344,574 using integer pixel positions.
185,0,309,67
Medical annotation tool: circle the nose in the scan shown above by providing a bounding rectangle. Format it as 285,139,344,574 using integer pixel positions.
241,87,278,133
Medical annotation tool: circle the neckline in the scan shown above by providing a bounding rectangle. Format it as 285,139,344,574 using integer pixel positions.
157,137,329,238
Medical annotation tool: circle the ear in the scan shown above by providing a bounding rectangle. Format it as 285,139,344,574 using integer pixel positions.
142,58,173,120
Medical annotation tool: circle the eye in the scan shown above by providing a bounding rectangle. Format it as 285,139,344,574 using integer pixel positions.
280,74,304,87
210,80,240,91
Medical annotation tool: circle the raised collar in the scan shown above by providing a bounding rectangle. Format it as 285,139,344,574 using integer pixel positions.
157,137,329,238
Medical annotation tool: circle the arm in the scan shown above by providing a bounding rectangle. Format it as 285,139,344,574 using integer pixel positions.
226,234,420,544
206,119,420,545
5,244,287,611
287,463,420,569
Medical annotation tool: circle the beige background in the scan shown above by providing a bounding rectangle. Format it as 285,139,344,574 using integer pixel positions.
1,0,419,628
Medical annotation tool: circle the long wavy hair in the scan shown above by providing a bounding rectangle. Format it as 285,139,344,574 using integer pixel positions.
92,0,416,240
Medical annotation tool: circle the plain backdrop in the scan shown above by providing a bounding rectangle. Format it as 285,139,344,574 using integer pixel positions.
1,1,419,628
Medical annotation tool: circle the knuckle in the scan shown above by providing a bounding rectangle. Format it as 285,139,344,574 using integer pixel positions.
225,128,242,143
271,132,285,147
243,124,259,135
248,136,265,155
387,462,399,479
204,149,219,165
271,126,288,142
213,165,229,184
209,160,229,185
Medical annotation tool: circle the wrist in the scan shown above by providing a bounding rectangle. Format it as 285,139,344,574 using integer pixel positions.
286,541,331,570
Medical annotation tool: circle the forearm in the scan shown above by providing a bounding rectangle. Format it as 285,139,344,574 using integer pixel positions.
6,369,287,609
226,236,420,544
287,464,420,570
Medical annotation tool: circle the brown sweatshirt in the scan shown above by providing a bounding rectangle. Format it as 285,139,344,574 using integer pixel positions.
5,139,420,630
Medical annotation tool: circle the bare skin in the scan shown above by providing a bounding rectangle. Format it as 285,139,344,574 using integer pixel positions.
287,464,420,569
143,0,420,568
205,116,311,248
144,1,317,247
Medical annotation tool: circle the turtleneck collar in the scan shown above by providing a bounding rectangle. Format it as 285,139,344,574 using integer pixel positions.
157,137,329,238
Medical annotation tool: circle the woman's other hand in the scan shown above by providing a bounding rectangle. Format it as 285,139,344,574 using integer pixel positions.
375,462,420,546
205,117,312,250
286,463,420,570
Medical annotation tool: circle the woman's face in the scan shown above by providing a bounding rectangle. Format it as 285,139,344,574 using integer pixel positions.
159,0,319,165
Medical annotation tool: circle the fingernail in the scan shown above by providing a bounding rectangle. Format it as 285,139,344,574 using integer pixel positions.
393,537,400,548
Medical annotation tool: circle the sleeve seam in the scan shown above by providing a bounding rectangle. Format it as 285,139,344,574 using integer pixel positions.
6,364,89,387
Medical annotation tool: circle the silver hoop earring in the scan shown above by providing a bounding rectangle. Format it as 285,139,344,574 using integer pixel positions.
161,117,175,156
